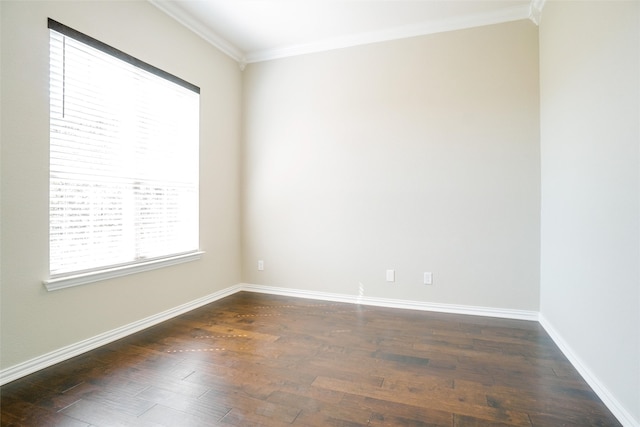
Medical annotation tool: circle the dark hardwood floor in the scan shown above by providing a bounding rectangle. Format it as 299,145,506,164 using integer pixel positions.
1,291,621,426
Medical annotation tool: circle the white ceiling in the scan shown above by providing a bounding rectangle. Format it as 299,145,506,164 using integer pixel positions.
150,0,542,65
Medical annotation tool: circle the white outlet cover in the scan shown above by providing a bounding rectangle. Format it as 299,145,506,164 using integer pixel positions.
424,272,433,285
386,269,395,282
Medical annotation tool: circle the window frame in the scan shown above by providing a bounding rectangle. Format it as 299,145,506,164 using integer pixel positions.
44,19,203,291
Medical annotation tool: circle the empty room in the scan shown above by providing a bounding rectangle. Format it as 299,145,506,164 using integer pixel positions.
1,0,638,426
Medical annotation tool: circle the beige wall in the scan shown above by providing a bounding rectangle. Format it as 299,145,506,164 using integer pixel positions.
539,1,640,424
242,20,540,310
2,1,637,422
0,1,242,369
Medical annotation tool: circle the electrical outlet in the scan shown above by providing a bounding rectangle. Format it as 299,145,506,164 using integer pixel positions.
424,272,433,285
386,269,395,282
258,260,264,271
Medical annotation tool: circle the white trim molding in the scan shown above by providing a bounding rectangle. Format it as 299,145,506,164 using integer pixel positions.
2,282,632,427
539,314,638,427
149,1,540,66
0,282,535,386
240,283,539,321
148,0,246,64
44,251,205,291
244,4,531,64
529,0,547,26
0,284,242,386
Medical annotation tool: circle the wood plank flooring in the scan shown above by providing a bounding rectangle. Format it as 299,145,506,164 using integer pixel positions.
1,291,622,426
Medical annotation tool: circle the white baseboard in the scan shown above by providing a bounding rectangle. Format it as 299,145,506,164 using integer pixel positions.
243,284,636,426
538,314,638,427
0,284,243,386
0,283,536,386
239,283,539,321
2,282,634,427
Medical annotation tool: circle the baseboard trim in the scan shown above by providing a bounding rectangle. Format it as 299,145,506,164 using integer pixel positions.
0,284,243,386
239,283,539,321
0,283,536,386
538,314,638,427
242,284,635,426
2,283,633,427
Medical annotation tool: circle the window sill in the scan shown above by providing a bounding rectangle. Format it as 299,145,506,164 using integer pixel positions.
43,251,204,291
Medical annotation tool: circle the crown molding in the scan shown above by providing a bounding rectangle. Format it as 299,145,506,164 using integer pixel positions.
148,0,246,64
245,3,532,63
529,0,547,25
150,1,540,66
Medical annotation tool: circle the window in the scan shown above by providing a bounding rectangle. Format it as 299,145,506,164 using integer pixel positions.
45,19,201,291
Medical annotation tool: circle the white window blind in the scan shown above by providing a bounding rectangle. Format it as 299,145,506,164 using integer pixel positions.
48,19,200,284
